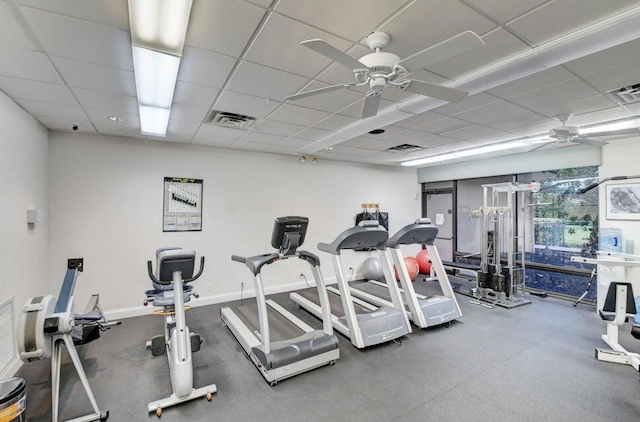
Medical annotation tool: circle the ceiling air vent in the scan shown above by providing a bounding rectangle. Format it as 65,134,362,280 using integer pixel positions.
204,110,257,129
385,143,424,153
607,84,640,105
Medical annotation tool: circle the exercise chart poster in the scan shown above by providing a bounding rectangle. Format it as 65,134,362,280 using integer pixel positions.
163,177,203,232
606,183,640,220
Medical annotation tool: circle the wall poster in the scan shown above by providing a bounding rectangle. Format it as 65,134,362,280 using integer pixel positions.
163,177,203,231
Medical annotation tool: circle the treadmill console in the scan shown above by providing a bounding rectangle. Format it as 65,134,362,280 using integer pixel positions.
271,216,309,256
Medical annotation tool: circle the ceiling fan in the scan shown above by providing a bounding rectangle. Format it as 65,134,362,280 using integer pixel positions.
548,114,640,147
285,31,485,118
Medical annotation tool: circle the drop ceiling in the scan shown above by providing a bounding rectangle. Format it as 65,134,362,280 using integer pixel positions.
2,0,640,167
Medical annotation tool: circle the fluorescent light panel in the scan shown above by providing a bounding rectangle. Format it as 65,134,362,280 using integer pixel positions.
581,117,640,134
128,0,193,56
401,138,553,167
140,106,171,137
128,0,193,137
132,46,180,108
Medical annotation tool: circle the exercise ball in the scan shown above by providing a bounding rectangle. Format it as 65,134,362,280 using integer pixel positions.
416,250,432,274
362,257,384,281
394,256,420,281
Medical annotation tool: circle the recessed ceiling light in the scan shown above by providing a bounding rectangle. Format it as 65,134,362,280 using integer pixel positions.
368,129,385,135
109,116,127,122
325,147,334,150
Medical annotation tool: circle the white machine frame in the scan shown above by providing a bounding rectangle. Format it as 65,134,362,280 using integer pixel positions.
347,219,462,328
144,249,216,416
17,259,109,422
572,252,640,371
291,222,411,348
221,216,339,385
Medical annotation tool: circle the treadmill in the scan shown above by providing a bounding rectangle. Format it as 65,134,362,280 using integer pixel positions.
348,219,462,328
290,221,411,349
220,216,339,385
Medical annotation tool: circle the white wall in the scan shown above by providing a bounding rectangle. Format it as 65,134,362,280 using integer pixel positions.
598,136,640,307
48,133,420,319
0,91,49,376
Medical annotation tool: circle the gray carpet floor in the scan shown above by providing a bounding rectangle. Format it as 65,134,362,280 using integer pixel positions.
16,278,640,422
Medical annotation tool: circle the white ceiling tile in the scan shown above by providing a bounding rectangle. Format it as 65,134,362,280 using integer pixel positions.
287,80,363,113
71,87,138,114
266,144,300,156
463,0,549,24
173,81,219,109
252,119,305,137
378,0,496,60
84,107,139,130
454,100,534,125
392,111,446,129
0,1,41,50
507,0,639,46
16,98,86,120
191,135,236,149
408,135,456,149
22,7,133,70
507,78,597,110
213,90,281,119
313,114,357,131
534,93,618,119
0,46,62,83
34,115,95,133
178,47,238,88
241,131,285,145
165,119,200,141
18,0,130,30
245,13,354,78
267,103,331,126
245,0,272,7
294,126,331,141
51,57,136,95
170,103,208,123
437,124,500,141
431,92,499,115
564,38,640,75
275,0,408,42
356,138,397,151
197,124,246,140
487,67,574,98
340,136,378,148
488,113,548,131
185,0,266,57
226,60,308,102
429,29,530,80
229,140,272,152
277,137,310,148
580,58,640,92
415,117,473,134
0,76,77,105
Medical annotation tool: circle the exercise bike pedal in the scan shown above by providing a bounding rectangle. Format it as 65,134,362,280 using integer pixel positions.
190,333,202,353
150,335,166,356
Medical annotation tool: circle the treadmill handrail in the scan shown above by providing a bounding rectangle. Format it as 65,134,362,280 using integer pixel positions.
231,253,280,276
318,225,389,255
387,223,438,248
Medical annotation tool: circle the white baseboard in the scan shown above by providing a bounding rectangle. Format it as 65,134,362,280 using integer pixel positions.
104,276,339,321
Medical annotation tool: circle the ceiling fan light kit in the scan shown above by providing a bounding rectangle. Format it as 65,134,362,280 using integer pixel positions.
286,31,485,119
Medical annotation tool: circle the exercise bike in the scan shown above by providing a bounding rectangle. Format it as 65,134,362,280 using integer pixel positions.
144,248,216,416
17,258,109,422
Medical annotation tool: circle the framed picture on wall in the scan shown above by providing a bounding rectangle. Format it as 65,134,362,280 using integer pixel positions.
606,183,640,220
163,177,203,231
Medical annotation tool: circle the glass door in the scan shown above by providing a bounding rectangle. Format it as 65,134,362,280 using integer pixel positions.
423,189,454,262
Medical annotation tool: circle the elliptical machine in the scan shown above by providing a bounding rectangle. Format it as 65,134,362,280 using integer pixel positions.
17,258,109,422
144,248,216,416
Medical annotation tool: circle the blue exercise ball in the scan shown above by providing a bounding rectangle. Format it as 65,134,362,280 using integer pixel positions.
362,257,384,281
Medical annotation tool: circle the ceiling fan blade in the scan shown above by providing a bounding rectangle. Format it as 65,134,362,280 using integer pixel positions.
572,137,608,147
402,79,468,103
396,31,485,72
527,143,552,153
361,92,382,118
285,83,355,101
301,39,368,72
583,128,640,137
